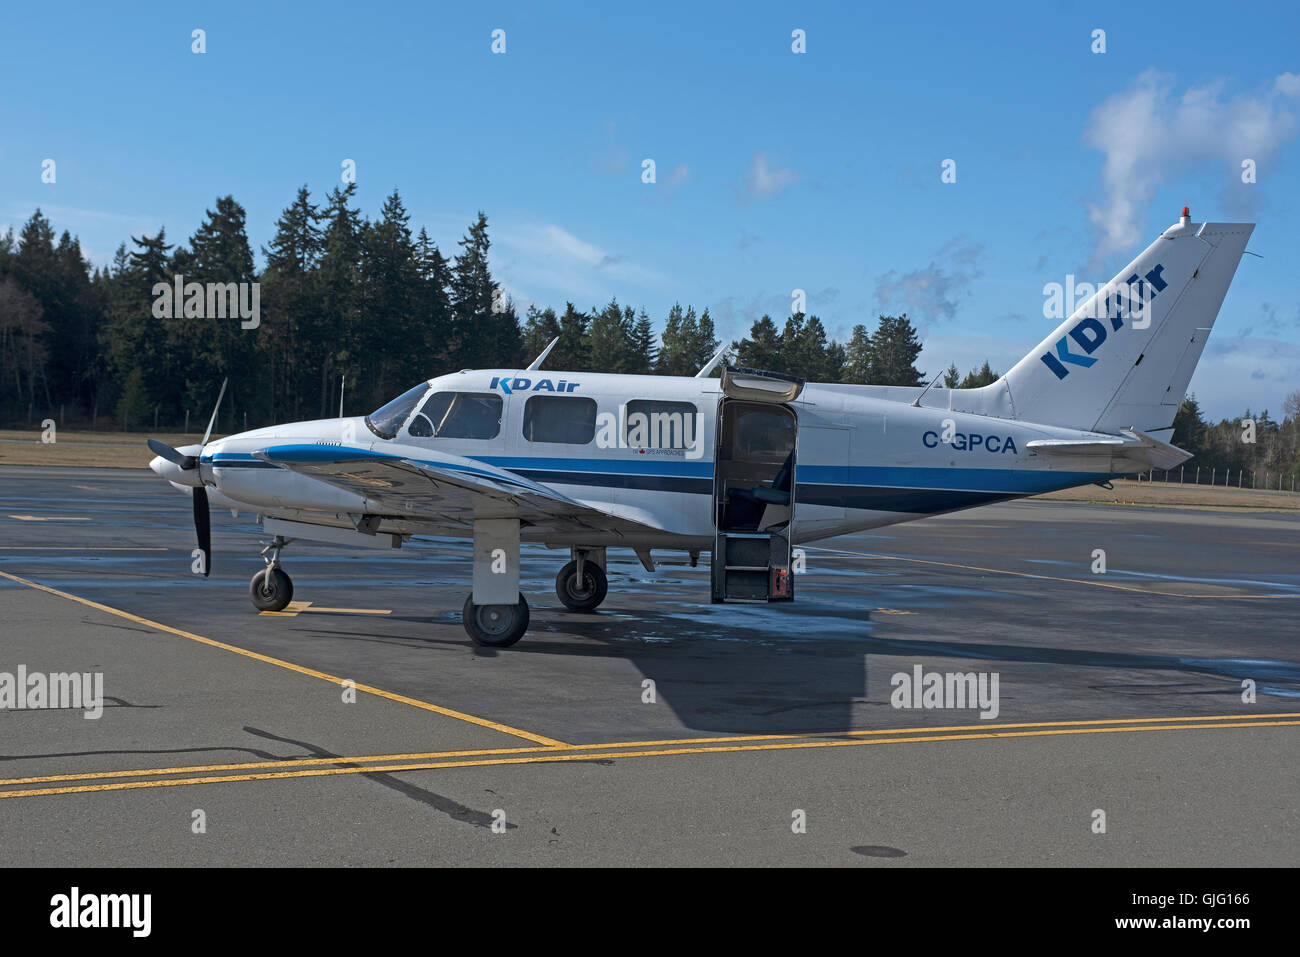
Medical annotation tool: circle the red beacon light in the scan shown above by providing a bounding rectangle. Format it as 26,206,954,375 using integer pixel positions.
1182,206,1190,218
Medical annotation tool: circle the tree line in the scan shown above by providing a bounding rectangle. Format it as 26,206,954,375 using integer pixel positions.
0,188,941,432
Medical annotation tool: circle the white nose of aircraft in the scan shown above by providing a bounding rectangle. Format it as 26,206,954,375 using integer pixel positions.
148,444,205,487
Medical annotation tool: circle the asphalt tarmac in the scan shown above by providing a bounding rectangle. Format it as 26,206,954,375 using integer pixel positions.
1,465,1296,865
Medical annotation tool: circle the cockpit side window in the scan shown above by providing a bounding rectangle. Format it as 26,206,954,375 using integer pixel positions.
366,384,430,440
407,392,503,439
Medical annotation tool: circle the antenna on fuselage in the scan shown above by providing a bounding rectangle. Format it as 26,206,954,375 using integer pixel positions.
909,371,945,407
525,337,560,371
339,374,345,418
694,343,730,378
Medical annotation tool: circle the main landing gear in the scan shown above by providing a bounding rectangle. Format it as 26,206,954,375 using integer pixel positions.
250,535,294,612
555,549,608,612
462,594,530,647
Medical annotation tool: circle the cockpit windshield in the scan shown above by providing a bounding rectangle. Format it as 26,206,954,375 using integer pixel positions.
365,383,430,439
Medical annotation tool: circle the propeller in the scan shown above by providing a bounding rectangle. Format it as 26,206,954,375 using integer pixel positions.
193,486,212,577
148,378,227,578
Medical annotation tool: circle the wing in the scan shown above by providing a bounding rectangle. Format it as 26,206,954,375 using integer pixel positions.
252,443,665,538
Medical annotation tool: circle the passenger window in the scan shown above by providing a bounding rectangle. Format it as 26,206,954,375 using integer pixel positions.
522,395,598,444
407,392,502,439
623,400,699,450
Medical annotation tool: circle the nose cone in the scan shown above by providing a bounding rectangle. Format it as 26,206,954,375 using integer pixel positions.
148,446,204,487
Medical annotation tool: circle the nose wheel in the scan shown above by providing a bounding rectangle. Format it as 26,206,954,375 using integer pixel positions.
555,558,608,611
463,594,529,647
249,535,294,612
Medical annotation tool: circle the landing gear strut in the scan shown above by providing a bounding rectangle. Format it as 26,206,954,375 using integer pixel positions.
555,550,608,611
464,518,528,647
250,535,294,612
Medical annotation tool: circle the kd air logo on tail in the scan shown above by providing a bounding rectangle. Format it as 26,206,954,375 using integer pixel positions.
1040,265,1168,380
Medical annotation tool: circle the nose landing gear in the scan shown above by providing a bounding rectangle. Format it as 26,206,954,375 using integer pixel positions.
555,550,608,612
250,536,294,612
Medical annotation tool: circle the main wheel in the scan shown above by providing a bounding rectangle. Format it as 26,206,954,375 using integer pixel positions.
555,560,608,611
250,567,294,612
463,593,529,647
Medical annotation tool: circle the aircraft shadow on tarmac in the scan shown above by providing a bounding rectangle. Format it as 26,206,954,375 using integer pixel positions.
292,600,1300,736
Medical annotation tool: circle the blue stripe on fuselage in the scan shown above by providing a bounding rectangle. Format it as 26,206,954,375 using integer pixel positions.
215,447,1106,513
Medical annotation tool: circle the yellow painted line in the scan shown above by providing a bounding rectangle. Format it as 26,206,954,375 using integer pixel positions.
2,712,1294,789
259,600,313,617
303,606,392,615
258,602,391,617
0,569,567,748
2,713,1294,790
2,719,1296,800
566,711,1300,751
805,545,1300,599
7,515,91,522
0,745,557,787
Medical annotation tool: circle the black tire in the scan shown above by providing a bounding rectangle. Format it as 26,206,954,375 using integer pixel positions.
463,593,529,647
555,559,608,611
250,567,294,612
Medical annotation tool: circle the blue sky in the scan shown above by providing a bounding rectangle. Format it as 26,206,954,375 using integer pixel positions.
3,0,1298,419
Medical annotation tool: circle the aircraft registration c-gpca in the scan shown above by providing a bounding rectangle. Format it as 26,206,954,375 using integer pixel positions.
147,210,1254,647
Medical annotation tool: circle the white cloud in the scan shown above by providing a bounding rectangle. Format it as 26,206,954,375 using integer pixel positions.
874,237,985,325
1083,70,1300,267
1274,73,1300,98
492,222,669,307
746,152,800,197
1188,335,1300,419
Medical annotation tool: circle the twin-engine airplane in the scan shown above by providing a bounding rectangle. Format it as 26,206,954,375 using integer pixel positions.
149,211,1253,647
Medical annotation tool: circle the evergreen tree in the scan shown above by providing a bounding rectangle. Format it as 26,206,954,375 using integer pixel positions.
958,360,998,388
101,230,174,428
316,183,364,414
550,303,590,370
732,315,782,370
943,363,961,388
823,340,846,383
691,307,720,371
359,190,422,405
869,314,925,386
173,195,260,427
262,186,323,419
656,303,699,376
1171,395,1209,461
521,305,561,365
627,308,658,373
842,323,875,384
587,298,633,373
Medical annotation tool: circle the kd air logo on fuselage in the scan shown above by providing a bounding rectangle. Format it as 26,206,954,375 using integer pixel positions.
489,376,581,395
1040,265,1168,380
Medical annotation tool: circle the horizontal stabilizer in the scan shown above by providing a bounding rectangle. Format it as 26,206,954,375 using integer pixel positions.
1026,427,1190,471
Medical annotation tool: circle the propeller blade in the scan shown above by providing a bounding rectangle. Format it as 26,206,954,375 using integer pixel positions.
193,486,212,577
201,378,229,447
148,438,197,470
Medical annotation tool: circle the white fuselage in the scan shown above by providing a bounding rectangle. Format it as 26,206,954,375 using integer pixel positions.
159,368,1122,551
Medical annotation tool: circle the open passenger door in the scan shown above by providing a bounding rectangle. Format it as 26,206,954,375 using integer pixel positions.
711,368,804,603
